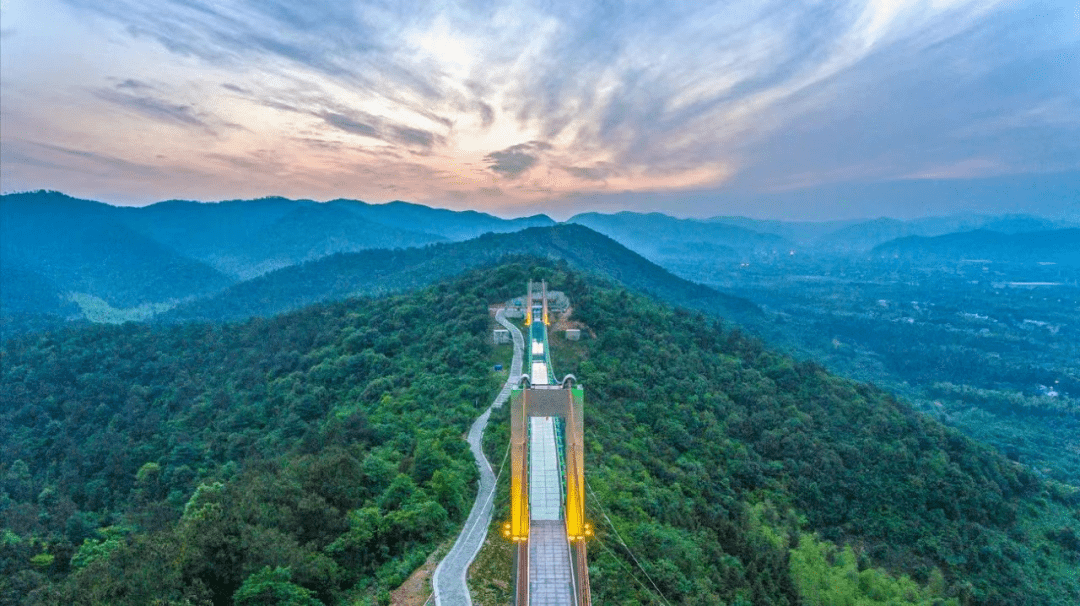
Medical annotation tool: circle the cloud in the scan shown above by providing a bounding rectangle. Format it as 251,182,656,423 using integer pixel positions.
93,87,211,130
478,102,494,128
485,141,552,178
7,140,166,177
391,126,439,148
563,164,612,181
317,111,444,148
319,112,378,139
115,78,153,90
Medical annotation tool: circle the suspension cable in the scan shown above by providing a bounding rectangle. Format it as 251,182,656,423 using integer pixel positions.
592,533,669,605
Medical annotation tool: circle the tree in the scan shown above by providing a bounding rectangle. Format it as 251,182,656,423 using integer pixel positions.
234,567,323,606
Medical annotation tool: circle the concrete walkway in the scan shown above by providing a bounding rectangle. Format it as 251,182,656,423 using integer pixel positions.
432,309,524,606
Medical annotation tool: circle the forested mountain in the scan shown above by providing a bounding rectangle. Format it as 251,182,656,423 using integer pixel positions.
0,191,554,332
2,261,1077,605
119,197,552,279
0,263,75,318
0,192,234,308
199,203,443,278
567,211,788,260
873,228,1080,266
161,224,760,324
1,190,553,283
324,199,554,241
1,265,514,605
530,270,1079,605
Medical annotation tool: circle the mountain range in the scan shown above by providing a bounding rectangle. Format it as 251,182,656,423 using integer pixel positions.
1,191,554,331
573,210,1078,257
2,190,1077,337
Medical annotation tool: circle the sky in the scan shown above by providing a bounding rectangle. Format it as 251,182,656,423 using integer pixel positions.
1,0,1078,220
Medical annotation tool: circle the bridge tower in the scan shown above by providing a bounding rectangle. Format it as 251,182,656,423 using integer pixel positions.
525,281,533,326
542,279,550,326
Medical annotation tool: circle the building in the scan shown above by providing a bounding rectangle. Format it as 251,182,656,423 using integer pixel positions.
493,329,511,344
564,329,581,341
504,290,571,316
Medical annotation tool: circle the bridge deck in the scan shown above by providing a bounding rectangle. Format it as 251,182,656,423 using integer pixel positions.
529,521,575,605
529,414,575,604
522,308,580,606
529,417,562,520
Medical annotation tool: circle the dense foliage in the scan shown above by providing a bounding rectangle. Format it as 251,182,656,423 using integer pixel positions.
0,267,529,604
667,252,1080,485
3,260,1078,606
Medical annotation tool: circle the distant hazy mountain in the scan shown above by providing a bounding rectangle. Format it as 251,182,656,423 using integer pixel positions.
817,217,921,253
163,224,759,323
328,198,555,241
872,228,1080,265
1,192,234,307
704,216,861,243
702,213,1077,254
569,210,1075,260
206,203,444,278
567,211,788,260
1,191,557,316
118,195,554,278
817,215,1076,253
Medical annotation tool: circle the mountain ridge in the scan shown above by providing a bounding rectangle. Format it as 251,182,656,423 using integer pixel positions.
160,223,760,324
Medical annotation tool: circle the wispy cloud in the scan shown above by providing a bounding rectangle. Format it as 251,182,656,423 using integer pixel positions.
36,142,165,174
319,112,377,139
3,140,166,178
93,88,212,130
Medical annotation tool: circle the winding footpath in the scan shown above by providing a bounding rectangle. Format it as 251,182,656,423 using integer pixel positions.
432,308,524,606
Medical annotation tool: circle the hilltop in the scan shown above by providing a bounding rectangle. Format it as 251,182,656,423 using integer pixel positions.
161,223,759,324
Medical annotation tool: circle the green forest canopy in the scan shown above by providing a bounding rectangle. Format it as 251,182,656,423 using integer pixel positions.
1,260,1077,605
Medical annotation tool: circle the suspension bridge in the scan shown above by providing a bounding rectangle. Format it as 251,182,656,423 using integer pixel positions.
505,280,591,606
433,280,592,606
